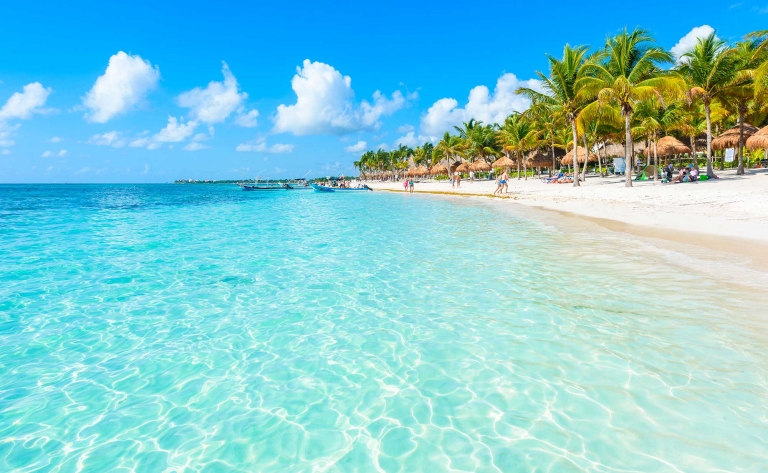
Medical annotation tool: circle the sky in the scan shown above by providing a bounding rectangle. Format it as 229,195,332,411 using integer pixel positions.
1,0,766,183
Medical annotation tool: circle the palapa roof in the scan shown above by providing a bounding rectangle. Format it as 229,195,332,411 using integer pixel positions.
712,123,759,151
455,162,471,173
561,146,597,165
526,150,553,167
746,125,768,151
491,156,516,168
471,160,491,171
655,136,691,156
430,164,449,175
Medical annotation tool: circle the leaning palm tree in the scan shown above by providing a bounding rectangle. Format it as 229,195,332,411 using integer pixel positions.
435,132,463,166
517,44,590,187
578,28,683,187
746,30,768,98
497,113,539,180
677,32,739,178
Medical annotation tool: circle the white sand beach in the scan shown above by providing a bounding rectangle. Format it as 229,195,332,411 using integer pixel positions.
366,169,768,247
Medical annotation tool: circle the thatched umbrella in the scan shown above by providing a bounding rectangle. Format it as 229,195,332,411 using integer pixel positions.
491,156,516,168
471,160,491,172
413,166,428,176
456,162,471,173
431,164,448,175
655,136,691,156
526,151,551,168
561,146,597,165
712,123,759,151
746,125,768,151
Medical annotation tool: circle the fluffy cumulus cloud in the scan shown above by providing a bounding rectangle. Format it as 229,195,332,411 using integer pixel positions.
394,132,437,148
0,82,53,121
344,140,367,153
82,51,160,123
1,149,10,155
49,136,62,143
236,137,294,153
127,116,198,150
671,25,715,62
273,60,409,136
88,131,126,148
177,62,257,126
420,73,541,136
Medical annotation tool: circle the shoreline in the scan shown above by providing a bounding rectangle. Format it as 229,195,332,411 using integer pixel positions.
366,169,768,270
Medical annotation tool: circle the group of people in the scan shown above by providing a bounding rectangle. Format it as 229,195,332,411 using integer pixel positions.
450,172,462,188
402,178,414,193
664,163,701,183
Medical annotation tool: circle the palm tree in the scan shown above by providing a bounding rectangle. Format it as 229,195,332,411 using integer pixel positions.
578,28,682,187
435,132,463,166
632,99,684,179
746,30,768,98
678,32,739,178
517,44,590,187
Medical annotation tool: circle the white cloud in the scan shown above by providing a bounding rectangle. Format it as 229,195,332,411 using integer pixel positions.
41,149,67,157
0,82,53,121
1,149,10,155
49,136,62,143
420,73,541,136
0,123,20,147
234,109,259,127
184,142,209,151
396,124,414,134
273,59,408,135
142,164,150,174
344,140,367,153
82,51,160,123
76,166,91,174
88,131,126,148
177,62,253,125
394,132,437,148
671,25,716,62
153,116,198,142
236,137,294,153
374,143,389,151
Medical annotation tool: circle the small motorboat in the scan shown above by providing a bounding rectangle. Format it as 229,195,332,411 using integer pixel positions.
311,184,372,192
238,183,290,191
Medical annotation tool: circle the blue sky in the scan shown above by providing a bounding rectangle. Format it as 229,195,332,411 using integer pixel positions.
1,0,766,183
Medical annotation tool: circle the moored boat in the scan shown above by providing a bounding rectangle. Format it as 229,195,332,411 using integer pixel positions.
311,183,372,192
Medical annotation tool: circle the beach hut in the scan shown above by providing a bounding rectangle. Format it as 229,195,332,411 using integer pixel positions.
561,147,597,165
655,136,691,156
491,156,515,169
413,166,429,177
431,164,449,176
470,160,491,172
455,162,471,173
746,125,768,154
712,124,759,150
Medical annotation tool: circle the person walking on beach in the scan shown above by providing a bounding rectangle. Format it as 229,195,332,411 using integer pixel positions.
451,172,455,188
469,170,474,183
455,172,461,188
493,175,503,195
499,171,509,194
408,179,414,193
403,178,409,191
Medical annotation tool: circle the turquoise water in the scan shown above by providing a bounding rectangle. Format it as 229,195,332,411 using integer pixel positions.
1,184,767,472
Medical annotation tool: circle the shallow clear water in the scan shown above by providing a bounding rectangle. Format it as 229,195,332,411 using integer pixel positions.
1,184,767,473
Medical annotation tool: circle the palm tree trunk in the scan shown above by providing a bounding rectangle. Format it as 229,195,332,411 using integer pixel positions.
653,135,658,181
705,103,714,178
596,141,604,177
523,152,528,180
581,133,589,180
550,138,556,177
571,120,580,187
624,113,632,187
737,108,745,175
517,151,521,180
690,135,697,167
